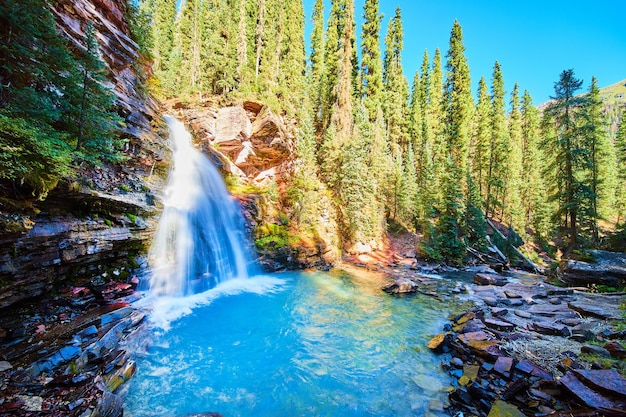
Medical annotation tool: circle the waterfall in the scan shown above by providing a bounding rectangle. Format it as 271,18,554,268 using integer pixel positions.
147,116,257,296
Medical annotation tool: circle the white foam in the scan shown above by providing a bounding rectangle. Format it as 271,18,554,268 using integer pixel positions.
142,275,288,331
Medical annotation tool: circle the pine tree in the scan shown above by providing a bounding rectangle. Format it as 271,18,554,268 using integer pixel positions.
615,114,626,225
408,70,423,149
309,0,325,132
279,0,306,110
434,157,466,264
464,173,487,250
429,48,445,202
382,7,409,150
521,90,550,239
486,61,509,220
443,20,472,180
580,76,613,245
398,143,418,227
360,0,384,121
543,69,585,249
507,83,524,232
471,76,490,201
72,22,122,158
148,0,176,93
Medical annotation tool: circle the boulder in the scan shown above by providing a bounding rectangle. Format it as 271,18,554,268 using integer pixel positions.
382,278,418,294
474,273,508,286
559,250,626,287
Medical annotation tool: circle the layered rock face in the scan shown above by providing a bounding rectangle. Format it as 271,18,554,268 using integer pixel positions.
0,0,169,309
51,0,163,160
170,99,294,186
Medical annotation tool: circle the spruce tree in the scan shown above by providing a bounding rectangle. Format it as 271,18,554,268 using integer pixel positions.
471,76,490,201
360,0,384,121
443,20,472,179
409,70,423,150
580,76,613,245
486,61,509,221
544,69,584,249
309,0,325,133
521,90,550,239
382,7,409,150
148,0,176,94
507,83,524,233
72,22,122,158
615,114,626,225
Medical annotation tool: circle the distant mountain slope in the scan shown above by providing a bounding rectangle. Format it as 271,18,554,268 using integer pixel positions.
538,78,625,138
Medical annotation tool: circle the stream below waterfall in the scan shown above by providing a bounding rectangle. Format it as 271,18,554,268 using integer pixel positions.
122,268,455,416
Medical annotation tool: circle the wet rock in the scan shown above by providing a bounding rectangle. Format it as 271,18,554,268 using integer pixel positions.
513,309,532,319
0,361,12,372
504,291,521,299
483,296,498,307
515,360,553,380
491,307,509,317
487,399,526,417
603,341,626,359
427,333,446,351
92,390,124,417
382,278,418,294
429,399,445,412
474,273,508,286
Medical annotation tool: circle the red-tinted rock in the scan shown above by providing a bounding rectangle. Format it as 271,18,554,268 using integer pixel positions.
572,369,626,399
515,360,553,380
603,341,626,359
494,356,514,378
560,372,617,409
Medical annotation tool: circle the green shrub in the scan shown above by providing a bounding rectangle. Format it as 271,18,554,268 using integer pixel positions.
0,114,73,199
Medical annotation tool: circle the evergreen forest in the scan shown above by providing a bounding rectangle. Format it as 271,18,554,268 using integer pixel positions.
2,0,625,264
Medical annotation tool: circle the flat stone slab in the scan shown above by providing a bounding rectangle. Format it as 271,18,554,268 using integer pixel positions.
493,356,514,378
604,341,626,359
531,322,571,337
572,369,626,399
513,309,532,319
515,360,553,380
560,371,617,409
568,301,621,320
457,331,490,345
484,318,516,332
487,400,525,417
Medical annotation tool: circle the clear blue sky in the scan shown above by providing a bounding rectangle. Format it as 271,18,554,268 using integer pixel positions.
302,0,626,105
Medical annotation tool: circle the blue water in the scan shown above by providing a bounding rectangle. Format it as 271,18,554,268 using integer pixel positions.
123,269,453,416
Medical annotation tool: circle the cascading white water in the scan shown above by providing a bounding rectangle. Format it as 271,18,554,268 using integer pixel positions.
147,115,257,296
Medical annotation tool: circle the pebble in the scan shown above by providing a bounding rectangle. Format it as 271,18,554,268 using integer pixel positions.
0,361,12,372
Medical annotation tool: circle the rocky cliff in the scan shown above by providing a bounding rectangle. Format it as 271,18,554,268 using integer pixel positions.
51,0,163,160
0,0,170,309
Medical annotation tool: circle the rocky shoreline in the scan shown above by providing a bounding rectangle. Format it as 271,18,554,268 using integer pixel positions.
424,271,626,416
0,276,146,417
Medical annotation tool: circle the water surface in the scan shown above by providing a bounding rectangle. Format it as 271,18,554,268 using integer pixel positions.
123,269,453,416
